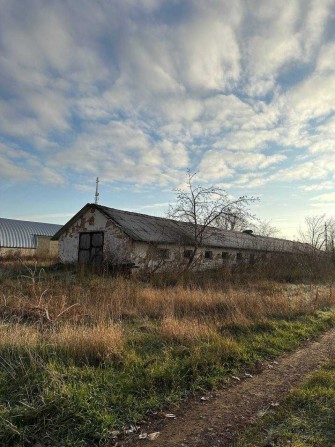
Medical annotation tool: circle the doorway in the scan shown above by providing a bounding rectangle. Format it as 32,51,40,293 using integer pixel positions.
78,231,104,269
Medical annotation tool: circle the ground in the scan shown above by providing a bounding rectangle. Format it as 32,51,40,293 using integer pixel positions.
1,261,335,446
125,328,335,447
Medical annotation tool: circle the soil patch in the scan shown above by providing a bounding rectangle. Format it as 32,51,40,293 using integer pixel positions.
124,328,335,447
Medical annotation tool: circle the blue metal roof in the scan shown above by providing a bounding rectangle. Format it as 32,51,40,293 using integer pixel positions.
0,218,62,249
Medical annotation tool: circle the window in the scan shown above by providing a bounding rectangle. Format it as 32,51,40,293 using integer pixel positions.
249,253,256,265
157,248,170,260
204,250,213,259
222,252,229,260
236,252,243,262
184,249,193,258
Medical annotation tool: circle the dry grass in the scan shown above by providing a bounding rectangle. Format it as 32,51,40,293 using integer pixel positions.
1,261,335,447
0,262,334,364
0,322,125,363
160,317,219,343
1,270,334,329
0,323,40,349
50,323,124,362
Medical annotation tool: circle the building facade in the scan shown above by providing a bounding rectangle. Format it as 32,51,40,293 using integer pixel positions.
52,203,308,272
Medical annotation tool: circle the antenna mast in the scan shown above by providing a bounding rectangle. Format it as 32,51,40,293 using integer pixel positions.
95,177,100,204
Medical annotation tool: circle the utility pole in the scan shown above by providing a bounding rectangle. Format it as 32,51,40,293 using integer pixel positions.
95,177,100,204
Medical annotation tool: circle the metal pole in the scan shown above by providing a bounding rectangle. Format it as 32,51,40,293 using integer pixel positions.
95,177,99,204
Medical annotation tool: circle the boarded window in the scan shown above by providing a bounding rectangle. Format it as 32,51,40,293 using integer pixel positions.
184,249,193,258
78,232,104,270
158,249,170,260
205,250,213,259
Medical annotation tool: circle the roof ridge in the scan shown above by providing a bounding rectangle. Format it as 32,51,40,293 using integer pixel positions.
0,217,62,227
96,204,180,224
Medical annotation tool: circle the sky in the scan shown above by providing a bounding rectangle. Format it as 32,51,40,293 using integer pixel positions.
1,0,335,239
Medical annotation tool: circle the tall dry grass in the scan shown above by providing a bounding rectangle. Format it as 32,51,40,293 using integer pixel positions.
1,270,334,326
160,317,219,343
0,262,334,362
0,322,124,364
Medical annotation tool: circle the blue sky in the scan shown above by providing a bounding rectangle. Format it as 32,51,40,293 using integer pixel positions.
1,0,335,238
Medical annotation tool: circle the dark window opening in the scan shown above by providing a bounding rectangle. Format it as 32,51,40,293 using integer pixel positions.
157,248,170,260
249,253,256,265
222,252,229,260
205,250,213,259
184,249,193,258
236,252,243,262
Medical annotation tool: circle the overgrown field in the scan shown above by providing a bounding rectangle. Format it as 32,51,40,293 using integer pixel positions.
235,359,335,447
0,260,335,446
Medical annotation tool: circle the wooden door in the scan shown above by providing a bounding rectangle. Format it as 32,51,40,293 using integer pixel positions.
78,232,104,270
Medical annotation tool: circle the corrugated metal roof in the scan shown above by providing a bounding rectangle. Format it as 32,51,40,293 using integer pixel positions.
52,203,310,254
96,205,308,253
0,218,62,249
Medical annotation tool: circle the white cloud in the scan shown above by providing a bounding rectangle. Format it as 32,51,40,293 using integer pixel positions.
311,192,335,203
300,181,334,192
0,0,335,195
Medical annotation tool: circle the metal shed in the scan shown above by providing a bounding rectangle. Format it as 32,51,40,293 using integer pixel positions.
0,217,62,254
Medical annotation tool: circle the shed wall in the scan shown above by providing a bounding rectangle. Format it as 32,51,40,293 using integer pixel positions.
58,207,133,264
131,242,267,272
57,207,272,270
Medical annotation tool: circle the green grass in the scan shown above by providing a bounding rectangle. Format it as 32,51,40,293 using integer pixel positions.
234,357,335,447
1,263,335,446
0,312,334,447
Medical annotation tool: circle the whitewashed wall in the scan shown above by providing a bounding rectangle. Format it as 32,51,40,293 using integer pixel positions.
58,206,270,270
58,207,133,263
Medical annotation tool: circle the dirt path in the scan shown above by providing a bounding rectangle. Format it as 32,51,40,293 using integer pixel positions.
125,328,335,447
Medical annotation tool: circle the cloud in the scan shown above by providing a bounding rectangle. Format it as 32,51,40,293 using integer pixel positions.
0,0,335,196
300,181,334,192
311,192,335,203
199,150,286,181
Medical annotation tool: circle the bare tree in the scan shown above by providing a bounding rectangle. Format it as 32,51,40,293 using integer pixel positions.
167,171,256,267
299,215,335,253
251,219,280,237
